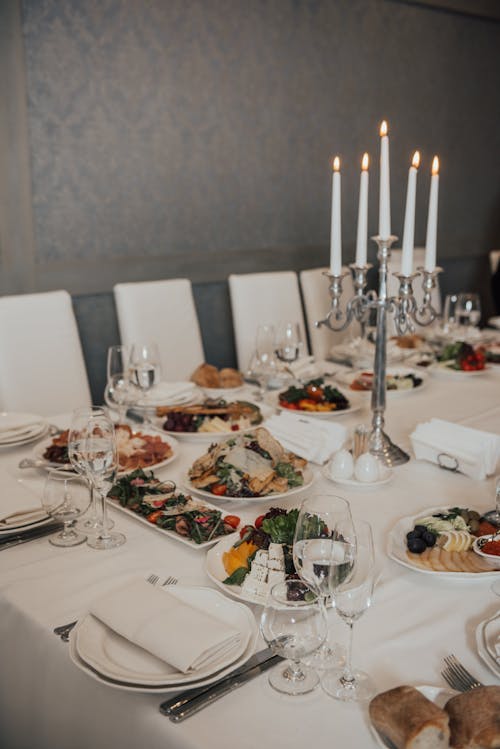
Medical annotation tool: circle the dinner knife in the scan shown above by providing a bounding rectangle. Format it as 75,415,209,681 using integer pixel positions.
0,522,62,550
159,648,281,722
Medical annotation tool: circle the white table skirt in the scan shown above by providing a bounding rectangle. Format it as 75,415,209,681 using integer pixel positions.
0,371,500,749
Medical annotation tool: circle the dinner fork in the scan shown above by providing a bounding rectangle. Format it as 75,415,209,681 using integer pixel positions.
441,654,483,692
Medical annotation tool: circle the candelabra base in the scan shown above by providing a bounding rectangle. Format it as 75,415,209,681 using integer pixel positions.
369,430,410,467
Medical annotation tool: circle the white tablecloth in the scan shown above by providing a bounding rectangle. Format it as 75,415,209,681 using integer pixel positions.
1,371,499,749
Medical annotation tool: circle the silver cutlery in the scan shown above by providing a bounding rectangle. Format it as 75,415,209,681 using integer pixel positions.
18,458,73,471
441,654,483,692
0,522,63,550
160,647,282,722
54,574,178,641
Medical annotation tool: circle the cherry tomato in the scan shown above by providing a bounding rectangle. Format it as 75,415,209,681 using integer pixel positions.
223,515,240,529
255,514,265,529
239,524,254,539
306,384,324,402
147,510,163,524
211,483,228,496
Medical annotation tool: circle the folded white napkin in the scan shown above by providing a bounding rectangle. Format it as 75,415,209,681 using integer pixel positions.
288,356,318,379
0,412,44,437
89,579,241,674
410,418,500,481
266,411,347,464
137,381,199,406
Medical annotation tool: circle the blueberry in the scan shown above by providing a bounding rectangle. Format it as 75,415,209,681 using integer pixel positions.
414,525,427,535
407,537,427,554
406,530,420,542
422,531,436,547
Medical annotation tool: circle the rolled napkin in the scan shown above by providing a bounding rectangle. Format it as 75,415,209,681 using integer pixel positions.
137,381,199,406
288,356,318,379
0,508,48,527
265,411,347,464
410,418,500,480
89,579,241,674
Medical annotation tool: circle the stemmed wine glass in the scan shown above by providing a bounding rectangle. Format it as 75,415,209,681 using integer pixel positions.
292,494,356,670
260,579,327,695
274,322,303,367
455,293,481,330
79,414,125,550
42,471,91,547
250,323,278,397
104,345,133,424
129,343,161,396
322,520,376,702
68,406,113,532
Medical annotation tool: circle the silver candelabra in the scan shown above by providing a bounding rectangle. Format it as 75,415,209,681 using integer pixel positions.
317,236,442,466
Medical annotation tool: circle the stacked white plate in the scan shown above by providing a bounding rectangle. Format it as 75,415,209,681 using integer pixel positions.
69,585,258,692
476,612,500,678
136,382,202,408
0,412,48,448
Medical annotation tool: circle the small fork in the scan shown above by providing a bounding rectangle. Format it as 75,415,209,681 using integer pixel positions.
441,654,483,692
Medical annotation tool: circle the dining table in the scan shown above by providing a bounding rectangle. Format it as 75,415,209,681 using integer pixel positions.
1,365,499,749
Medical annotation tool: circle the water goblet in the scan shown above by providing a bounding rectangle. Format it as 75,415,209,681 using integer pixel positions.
274,322,303,366
104,374,134,425
107,345,130,382
42,471,91,547
456,293,481,329
80,414,125,550
260,579,327,695
442,294,459,333
250,323,278,397
321,520,376,702
129,343,161,395
292,494,356,670
68,406,113,532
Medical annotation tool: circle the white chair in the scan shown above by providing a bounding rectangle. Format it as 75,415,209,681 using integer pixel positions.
113,279,205,381
228,271,308,371
0,290,91,416
388,248,442,333
300,267,355,360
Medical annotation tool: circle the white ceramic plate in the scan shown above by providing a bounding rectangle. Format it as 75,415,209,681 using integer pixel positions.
387,506,500,579
427,362,491,379
135,382,203,408
476,613,500,679
266,390,362,419
0,513,52,536
107,495,241,550
32,428,179,476
155,402,271,442
200,385,247,399
321,465,393,489
340,368,427,396
488,316,500,330
70,586,258,692
370,685,457,749
0,412,48,447
184,466,314,503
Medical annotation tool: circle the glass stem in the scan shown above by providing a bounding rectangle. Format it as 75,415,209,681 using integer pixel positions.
97,485,111,541
342,620,356,684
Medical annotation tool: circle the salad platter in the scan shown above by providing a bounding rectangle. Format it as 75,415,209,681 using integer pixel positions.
387,506,500,578
269,377,359,418
341,368,427,395
107,469,241,549
186,428,311,500
184,468,313,503
428,341,489,378
205,507,300,604
33,426,179,476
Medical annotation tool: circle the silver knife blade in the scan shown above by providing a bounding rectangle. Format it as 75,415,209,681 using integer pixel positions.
0,522,62,550
160,651,281,722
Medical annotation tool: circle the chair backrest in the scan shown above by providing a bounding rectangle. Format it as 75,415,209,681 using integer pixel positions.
228,271,308,371
0,290,91,416
300,267,355,360
113,279,205,381
388,248,442,333
489,250,500,275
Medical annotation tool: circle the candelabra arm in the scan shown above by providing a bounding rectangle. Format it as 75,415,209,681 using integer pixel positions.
413,266,443,326
315,270,356,332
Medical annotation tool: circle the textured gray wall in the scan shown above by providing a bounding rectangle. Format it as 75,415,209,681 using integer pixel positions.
6,0,500,399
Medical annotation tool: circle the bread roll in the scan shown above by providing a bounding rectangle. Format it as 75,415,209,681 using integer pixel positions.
369,685,450,749
219,367,244,387
445,686,500,748
190,363,220,388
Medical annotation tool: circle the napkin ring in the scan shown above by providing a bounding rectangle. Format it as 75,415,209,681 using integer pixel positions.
437,452,459,472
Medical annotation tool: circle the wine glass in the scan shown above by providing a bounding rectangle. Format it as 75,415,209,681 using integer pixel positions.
322,520,376,702
456,293,481,329
442,293,459,333
105,346,133,424
68,406,113,532
274,322,303,366
80,414,125,550
42,471,91,547
250,323,278,396
260,579,327,695
293,494,356,670
129,343,161,395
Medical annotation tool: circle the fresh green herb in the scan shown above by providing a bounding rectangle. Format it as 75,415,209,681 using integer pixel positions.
275,462,304,487
223,567,250,585
261,509,299,545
